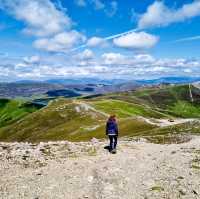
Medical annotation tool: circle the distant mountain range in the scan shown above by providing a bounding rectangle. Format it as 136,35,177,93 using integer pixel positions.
1,76,200,99
9,76,200,85
137,76,200,85
45,78,127,85
0,81,140,99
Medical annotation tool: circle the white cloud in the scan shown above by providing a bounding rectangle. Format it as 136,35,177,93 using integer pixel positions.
70,28,139,52
101,52,156,66
34,31,86,52
138,1,200,29
113,32,159,49
134,54,155,63
23,55,40,64
102,53,125,65
0,0,86,52
1,53,200,80
76,49,94,60
184,68,192,73
87,36,106,47
0,0,72,37
15,63,28,68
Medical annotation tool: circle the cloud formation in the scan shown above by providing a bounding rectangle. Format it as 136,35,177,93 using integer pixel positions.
0,0,86,53
0,0,71,36
76,49,94,60
113,32,159,49
34,31,86,52
86,36,107,47
138,1,200,29
0,0,199,82
102,53,125,65
1,52,199,81
71,28,139,52
23,55,40,65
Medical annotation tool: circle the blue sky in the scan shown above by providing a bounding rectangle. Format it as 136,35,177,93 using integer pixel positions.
0,0,200,81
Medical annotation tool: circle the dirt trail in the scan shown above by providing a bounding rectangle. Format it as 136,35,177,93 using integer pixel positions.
75,101,198,128
137,116,198,127
75,101,109,117
0,137,200,199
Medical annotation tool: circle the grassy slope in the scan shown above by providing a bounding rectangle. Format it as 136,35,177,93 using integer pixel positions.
0,84,200,142
140,120,200,144
91,99,166,119
0,98,105,142
0,99,40,127
131,85,200,118
146,120,200,135
74,118,156,142
85,85,200,119
0,99,156,142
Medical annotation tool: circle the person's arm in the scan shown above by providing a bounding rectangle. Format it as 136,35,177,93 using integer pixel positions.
106,122,109,135
115,122,119,136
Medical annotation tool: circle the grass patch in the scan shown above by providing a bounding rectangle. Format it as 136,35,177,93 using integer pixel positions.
191,157,200,170
71,117,156,142
170,101,200,118
192,164,200,170
151,186,164,192
86,147,97,156
92,99,165,119
131,120,200,144
144,121,200,136
0,99,106,142
0,98,40,127
146,134,192,144
133,85,200,118
0,99,156,142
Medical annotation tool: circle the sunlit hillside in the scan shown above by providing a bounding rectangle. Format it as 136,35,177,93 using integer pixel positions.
0,84,199,142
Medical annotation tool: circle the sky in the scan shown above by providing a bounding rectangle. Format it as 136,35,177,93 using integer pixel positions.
0,0,200,81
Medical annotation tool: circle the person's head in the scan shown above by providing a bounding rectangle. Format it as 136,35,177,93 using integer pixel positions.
109,114,116,121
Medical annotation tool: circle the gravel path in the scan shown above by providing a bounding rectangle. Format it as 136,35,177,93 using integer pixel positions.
137,116,198,127
0,137,200,199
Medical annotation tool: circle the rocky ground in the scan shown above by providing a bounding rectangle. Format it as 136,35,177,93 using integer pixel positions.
0,137,200,199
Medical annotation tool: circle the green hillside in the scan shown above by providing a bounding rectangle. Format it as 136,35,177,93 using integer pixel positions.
133,85,200,118
91,99,166,119
141,120,200,144
0,84,200,142
0,99,41,127
0,98,156,142
92,84,200,118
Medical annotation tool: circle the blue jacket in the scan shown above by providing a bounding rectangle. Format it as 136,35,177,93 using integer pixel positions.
106,119,118,136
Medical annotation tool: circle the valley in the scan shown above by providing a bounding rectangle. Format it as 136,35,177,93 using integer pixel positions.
0,82,200,199
0,83,199,142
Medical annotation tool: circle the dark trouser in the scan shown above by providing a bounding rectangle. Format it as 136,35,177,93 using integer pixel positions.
109,135,118,151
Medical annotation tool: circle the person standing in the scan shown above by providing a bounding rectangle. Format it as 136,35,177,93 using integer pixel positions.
106,115,118,154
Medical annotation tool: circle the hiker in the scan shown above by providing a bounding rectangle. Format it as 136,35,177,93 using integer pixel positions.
106,115,118,153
